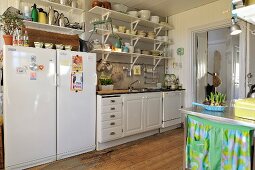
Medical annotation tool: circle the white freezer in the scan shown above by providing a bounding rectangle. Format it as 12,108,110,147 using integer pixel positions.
3,46,57,169
56,50,96,159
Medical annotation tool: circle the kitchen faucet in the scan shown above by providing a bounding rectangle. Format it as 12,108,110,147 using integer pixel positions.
128,80,140,91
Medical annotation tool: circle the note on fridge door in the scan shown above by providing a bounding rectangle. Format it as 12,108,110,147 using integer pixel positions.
72,55,83,72
70,72,83,92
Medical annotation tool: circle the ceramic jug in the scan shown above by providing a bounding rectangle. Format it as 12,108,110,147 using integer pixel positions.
31,4,38,22
38,8,47,24
48,6,59,25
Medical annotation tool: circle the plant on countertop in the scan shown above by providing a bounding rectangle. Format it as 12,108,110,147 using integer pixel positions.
203,92,226,106
99,78,113,85
0,13,24,35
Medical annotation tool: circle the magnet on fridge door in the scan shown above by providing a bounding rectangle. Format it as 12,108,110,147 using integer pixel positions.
30,72,37,80
16,67,26,74
72,55,83,72
38,65,44,71
71,71,83,92
31,55,36,63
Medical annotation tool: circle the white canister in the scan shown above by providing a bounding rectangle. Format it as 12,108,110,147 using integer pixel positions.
150,16,159,23
128,46,134,53
60,0,68,5
24,6,31,18
138,10,151,20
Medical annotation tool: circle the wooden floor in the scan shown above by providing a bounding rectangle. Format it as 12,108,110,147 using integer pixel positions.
30,128,184,170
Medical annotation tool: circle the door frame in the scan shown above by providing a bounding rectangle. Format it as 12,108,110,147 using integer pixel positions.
189,19,247,103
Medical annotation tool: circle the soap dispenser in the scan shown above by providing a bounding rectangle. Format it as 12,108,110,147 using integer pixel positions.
31,4,38,22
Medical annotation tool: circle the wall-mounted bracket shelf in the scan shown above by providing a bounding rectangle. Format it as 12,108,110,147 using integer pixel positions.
19,0,84,14
89,6,174,30
23,20,84,35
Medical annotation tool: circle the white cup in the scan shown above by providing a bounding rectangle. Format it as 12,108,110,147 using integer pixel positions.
60,0,68,5
129,46,134,53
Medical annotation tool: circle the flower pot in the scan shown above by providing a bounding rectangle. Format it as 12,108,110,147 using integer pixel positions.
3,35,13,45
99,85,114,91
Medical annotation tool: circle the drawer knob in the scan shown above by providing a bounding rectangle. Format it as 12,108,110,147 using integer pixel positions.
110,122,115,125
110,132,115,135
111,100,115,103
110,115,115,118
111,107,115,110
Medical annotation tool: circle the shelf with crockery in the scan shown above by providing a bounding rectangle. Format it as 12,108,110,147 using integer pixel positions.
19,0,84,14
89,28,173,45
91,49,172,59
232,4,255,25
88,6,173,30
23,20,84,35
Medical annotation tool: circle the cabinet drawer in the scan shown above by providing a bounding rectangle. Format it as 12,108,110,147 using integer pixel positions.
102,105,122,113
101,112,121,121
102,97,122,106
100,126,122,142
101,119,122,129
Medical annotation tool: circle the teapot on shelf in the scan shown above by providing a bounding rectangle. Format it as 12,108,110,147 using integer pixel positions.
57,13,70,27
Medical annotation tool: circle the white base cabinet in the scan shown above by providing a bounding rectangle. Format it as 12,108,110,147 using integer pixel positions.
123,92,162,137
97,91,181,150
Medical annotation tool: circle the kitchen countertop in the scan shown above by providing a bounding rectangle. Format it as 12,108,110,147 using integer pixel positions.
97,89,186,95
180,107,255,128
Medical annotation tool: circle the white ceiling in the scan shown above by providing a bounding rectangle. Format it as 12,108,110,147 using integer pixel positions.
110,0,220,17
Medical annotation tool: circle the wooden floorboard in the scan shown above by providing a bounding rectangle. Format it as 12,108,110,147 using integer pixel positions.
30,128,184,170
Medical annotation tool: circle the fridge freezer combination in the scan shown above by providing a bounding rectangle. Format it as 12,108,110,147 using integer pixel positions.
3,46,97,169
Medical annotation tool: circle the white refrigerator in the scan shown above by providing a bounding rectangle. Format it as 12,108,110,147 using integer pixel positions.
56,50,96,159
3,46,96,169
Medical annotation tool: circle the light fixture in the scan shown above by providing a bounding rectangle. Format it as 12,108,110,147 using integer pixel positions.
230,17,242,35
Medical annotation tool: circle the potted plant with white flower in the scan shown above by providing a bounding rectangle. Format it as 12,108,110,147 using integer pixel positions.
0,13,24,45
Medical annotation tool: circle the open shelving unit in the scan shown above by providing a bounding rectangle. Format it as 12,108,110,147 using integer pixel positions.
19,0,84,14
19,0,85,35
92,49,171,70
89,6,173,31
88,6,174,70
23,20,84,35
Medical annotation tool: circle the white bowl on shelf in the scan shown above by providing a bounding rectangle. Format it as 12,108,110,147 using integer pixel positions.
127,11,138,17
112,4,128,13
150,16,159,23
138,10,151,20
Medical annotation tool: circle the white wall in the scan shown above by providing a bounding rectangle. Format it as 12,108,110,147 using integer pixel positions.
208,28,229,95
168,0,232,107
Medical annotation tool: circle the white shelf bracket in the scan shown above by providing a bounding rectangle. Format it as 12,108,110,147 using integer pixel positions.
102,52,110,61
154,42,163,50
131,20,140,30
131,37,140,47
153,58,162,70
130,54,140,69
102,12,110,21
154,26,163,36
103,33,110,44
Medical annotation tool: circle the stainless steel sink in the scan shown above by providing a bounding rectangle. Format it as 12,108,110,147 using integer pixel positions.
128,88,148,93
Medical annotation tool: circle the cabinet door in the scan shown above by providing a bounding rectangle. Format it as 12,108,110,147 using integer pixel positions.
144,93,162,131
123,94,144,137
163,92,182,121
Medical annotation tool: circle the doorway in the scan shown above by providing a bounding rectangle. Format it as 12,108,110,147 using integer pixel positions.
195,27,242,103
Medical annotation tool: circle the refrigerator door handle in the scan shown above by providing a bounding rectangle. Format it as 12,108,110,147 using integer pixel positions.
94,73,97,85
56,74,60,87
54,74,58,87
